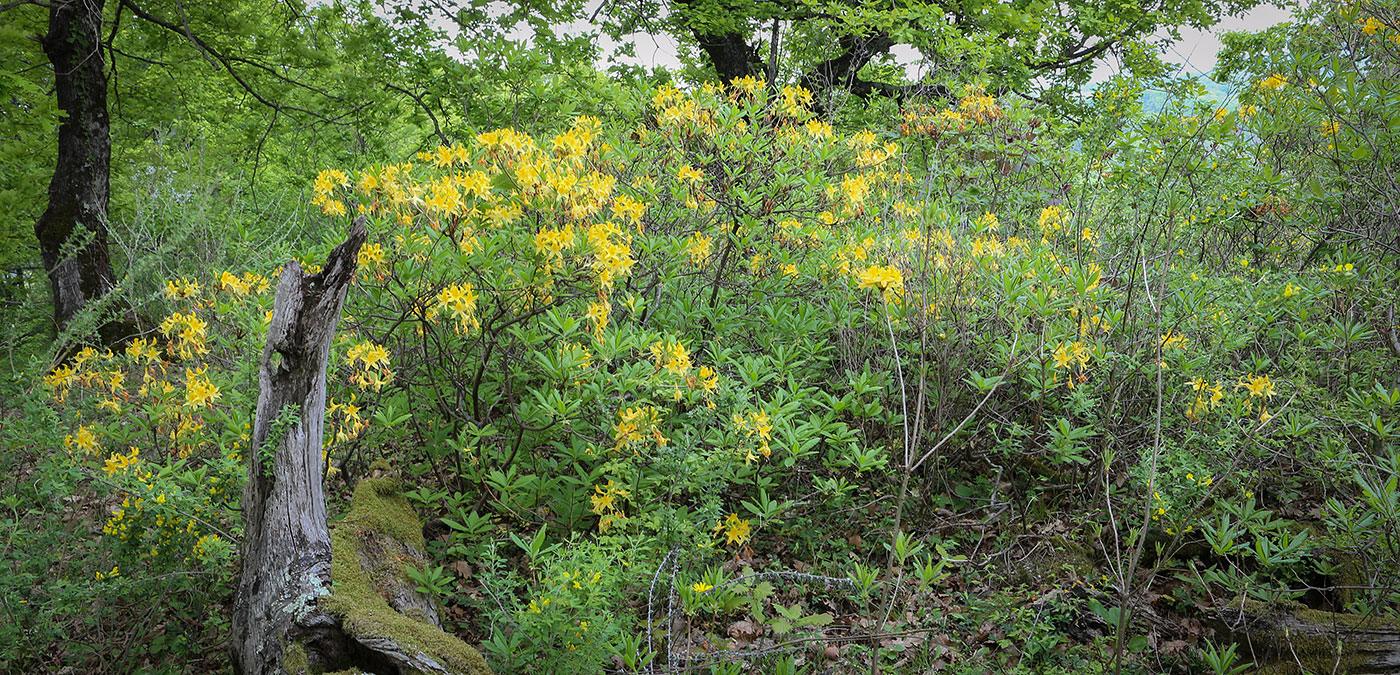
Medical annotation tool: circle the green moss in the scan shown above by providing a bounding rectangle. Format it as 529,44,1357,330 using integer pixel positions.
340,477,425,549
320,479,492,675
1009,534,1098,585
1236,597,1400,674
284,641,310,675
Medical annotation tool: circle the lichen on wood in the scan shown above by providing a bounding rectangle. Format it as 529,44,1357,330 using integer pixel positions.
229,217,492,674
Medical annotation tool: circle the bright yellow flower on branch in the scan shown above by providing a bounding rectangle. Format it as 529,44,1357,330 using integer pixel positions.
436,283,480,333
858,265,904,297
1238,373,1276,398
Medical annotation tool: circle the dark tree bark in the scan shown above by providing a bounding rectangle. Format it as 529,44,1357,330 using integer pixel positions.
231,216,367,674
694,29,763,83
37,0,135,344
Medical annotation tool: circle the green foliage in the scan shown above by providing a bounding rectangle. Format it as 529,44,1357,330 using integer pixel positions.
5,2,1400,673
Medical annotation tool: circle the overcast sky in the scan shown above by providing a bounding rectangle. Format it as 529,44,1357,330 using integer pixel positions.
586,3,1293,83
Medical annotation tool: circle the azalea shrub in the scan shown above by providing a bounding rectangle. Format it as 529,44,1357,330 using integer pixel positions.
22,15,1400,671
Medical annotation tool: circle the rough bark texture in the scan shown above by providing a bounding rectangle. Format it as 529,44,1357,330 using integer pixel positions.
231,217,492,675
232,216,368,674
37,0,136,344
694,30,763,84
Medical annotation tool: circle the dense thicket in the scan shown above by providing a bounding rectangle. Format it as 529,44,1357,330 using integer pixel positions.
2,1,1399,674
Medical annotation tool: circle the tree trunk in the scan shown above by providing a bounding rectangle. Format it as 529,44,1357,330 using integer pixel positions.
694,30,762,84
231,216,492,675
37,0,134,344
232,216,368,674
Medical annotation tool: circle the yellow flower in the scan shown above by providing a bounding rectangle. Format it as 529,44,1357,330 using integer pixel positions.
185,367,221,408
164,278,200,300
685,231,712,265
534,225,574,261
718,513,752,546
779,85,812,116
65,425,99,454
103,447,141,477
731,74,764,94
1238,373,1276,398
649,339,692,376
698,366,719,393
436,283,480,333
841,174,871,206
857,265,904,293
692,582,714,593
804,120,833,139
677,165,704,183
1038,205,1068,235
612,194,647,225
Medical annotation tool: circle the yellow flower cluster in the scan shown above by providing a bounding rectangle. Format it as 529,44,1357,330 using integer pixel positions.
958,87,1004,123
590,479,630,532
847,130,900,167
586,220,635,290
1186,378,1226,421
650,339,692,376
534,224,574,264
312,168,350,216
217,270,270,297
103,446,141,476
858,264,904,299
611,193,647,226
1051,342,1095,389
159,311,209,359
164,278,200,300
327,394,366,446
1038,205,1069,236
1237,373,1276,398
779,85,812,117
184,367,221,409
613,405,666,453
841,174,872,208
344,341,393,391
732,410,774,464
731,75,764,95
436,283,480,333
685,231,713,265
585,299,609,341
65,424,99,454
712,513,752,547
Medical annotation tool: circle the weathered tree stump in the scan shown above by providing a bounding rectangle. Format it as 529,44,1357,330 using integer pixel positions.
231,216,490,674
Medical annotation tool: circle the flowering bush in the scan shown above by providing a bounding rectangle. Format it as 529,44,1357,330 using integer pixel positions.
16,29,1400,670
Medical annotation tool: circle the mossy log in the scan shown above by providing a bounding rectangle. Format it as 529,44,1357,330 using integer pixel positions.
1219,597,1400,675
322,478,492,675
230,217,490,675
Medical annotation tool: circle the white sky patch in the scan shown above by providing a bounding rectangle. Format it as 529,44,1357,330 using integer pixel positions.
1092,4,1292,82
417,0,1293,84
